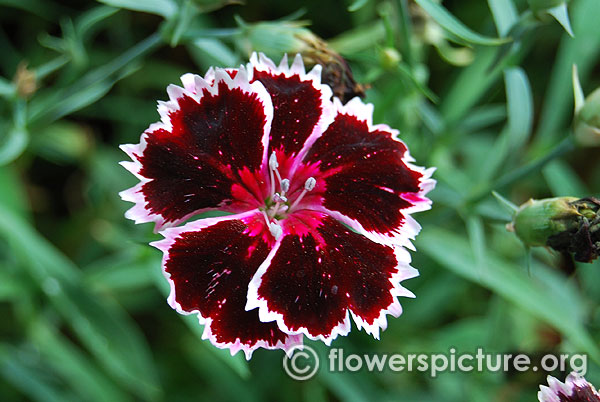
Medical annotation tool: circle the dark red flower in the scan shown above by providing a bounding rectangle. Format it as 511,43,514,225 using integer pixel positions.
120,53,434,358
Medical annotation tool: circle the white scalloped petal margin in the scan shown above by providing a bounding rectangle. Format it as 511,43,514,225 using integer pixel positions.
245,232,418,344
538,371,600,402
119,65,274,232
350,246,418,339
313,96,435,249
248,52,336,172
150,210,302,359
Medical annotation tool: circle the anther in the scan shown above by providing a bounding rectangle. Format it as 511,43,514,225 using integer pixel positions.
269,153,279,170
304,177,316,191
272,193,287,203
280,178,290,193
269,222,283,240
289,177,317,212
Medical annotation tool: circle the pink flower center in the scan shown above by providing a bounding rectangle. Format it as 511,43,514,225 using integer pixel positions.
260,152,317,239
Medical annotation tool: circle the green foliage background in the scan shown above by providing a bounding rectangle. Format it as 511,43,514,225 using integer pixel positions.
0,0,599,400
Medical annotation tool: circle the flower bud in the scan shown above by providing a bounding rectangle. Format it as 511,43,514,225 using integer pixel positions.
236,19,366,102
508,197,600,262
13,62,36,99
379,47,401,71
574,87,600,146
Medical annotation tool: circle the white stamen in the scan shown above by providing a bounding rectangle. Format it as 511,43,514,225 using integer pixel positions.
269,222,283,240
261,210,271,226
272,193,287,203
280,178,290,193
289,177,317,212
304,177,316,191
269,153,279,170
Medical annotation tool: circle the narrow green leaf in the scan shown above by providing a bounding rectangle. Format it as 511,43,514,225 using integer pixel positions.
0,76,14,98
189,38,239,69
542,160,587,197
456,104,506,133
329,22,385,54
0,126,28,166
492,191,519,214
475,68,532,182
504,67,534,150
76,5,119,38
415,0,510,46
97,0,177,18
0,344,77,402
534,0,600,146
419,228,600,363
547,2,574,37
348,0,368,12
466,216,486,271
29,320,131,402
29,33,161,125
487,0,518,37
572,64,584,113
0,205,161,401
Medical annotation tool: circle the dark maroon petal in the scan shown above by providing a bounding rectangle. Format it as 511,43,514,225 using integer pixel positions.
152,212,301,358
120,68,272,229
303,97,434,246
247,212,417,343
249,53,334,158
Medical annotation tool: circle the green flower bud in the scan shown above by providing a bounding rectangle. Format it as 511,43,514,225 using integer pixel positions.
509,197,600,262
379,47,401,71
574,88,600,146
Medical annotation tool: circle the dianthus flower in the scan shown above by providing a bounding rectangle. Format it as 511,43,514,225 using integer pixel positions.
120,53,434,358
538,371,600,402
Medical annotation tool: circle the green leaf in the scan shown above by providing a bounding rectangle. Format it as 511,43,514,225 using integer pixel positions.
29,33,161,126
534,0,600,146
329,22,385,54
348,0,369,12
0,344,77,402
492,191,519,214
547,2,574,37
487,0,518,37
97,0,177,18
466,216,486,270
28,319,131,402
572,64,585,113
504,67,534,150
456,104,507,133
473,68,532,183
542,160,587,197
0,205,161,401
0,76,15,98
415,0,510,46
0,125,28,166
418,228,600,363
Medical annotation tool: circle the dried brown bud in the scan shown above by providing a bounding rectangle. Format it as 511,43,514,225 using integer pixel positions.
13,62,37,99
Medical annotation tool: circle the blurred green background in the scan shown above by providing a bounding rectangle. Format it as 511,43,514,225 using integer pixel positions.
0,0,599,401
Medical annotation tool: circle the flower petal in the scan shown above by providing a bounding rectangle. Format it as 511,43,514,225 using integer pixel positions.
303,97,435,248
246,211,418,344
249,52,335,162
120,67,273,230
538,371,600,402
152,211,301,359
